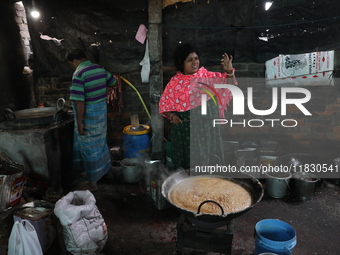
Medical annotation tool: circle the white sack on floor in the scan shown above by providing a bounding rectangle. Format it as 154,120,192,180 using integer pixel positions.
54,190,108,255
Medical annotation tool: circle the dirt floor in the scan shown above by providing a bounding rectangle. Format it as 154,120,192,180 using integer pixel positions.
39,166,340,255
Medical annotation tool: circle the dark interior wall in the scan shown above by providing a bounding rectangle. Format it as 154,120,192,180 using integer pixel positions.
3,0,340,154
0,2,31,122
24,0,258,76
162,0,257,64
23,0,148,77
21,0,340,77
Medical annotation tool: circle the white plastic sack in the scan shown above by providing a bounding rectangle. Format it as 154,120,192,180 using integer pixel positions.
8,219,43,255
54,190,108,255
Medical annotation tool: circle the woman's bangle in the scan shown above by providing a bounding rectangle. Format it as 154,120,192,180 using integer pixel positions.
226,68,235,76
162,113,173,120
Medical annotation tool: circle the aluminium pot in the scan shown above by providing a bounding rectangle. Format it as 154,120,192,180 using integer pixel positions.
3,98,67,127
162,169,264,227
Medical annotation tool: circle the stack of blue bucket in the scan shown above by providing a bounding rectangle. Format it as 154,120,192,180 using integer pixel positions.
254,219,297,255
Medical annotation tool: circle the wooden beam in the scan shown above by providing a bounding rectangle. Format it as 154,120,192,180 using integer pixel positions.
148,0,164,159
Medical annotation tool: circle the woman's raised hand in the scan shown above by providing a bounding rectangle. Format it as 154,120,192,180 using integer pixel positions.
221,53,234,73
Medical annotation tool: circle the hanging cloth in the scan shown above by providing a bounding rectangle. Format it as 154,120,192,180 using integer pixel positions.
140,39,150,83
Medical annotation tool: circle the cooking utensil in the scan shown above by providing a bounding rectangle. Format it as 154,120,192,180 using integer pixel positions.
162,169,264,227
3,98,67,127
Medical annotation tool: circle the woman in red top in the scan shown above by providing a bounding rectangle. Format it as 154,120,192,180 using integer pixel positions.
159,44,236,170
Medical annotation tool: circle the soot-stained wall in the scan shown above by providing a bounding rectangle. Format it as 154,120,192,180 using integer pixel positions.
23,0,258,76
23,0,149,77
0,2,31,122
22,0,340,78
3,0,340,158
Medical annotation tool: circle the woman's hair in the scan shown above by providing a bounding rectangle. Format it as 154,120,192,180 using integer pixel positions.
66,49,86,62
173,43,199,73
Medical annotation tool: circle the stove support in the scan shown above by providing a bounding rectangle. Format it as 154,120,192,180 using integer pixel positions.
176,213,234,255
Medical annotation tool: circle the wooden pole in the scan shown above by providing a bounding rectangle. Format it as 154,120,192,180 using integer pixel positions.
148,0,163,159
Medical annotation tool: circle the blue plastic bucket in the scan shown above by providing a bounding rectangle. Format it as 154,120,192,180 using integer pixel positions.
123,124,151,158
254,219,297,255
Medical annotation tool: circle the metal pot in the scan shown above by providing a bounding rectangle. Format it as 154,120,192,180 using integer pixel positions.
162,169,264,227
4,98,67,127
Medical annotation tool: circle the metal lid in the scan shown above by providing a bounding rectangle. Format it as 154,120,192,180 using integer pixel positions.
14,207,52,221
123,124,151,135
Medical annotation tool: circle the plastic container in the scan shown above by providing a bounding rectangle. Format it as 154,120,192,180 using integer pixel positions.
265,171,291,198
144,159,170,210
255,219,297,255
123,124,151,158
0,162,26,212
292,172,319,201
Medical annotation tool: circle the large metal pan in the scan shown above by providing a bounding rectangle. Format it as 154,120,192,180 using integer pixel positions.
162,169,264,227
4,98,67,127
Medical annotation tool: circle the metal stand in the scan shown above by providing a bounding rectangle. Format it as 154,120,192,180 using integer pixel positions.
176,213,234,255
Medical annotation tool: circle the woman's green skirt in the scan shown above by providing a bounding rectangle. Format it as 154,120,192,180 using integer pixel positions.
170,99,225,170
